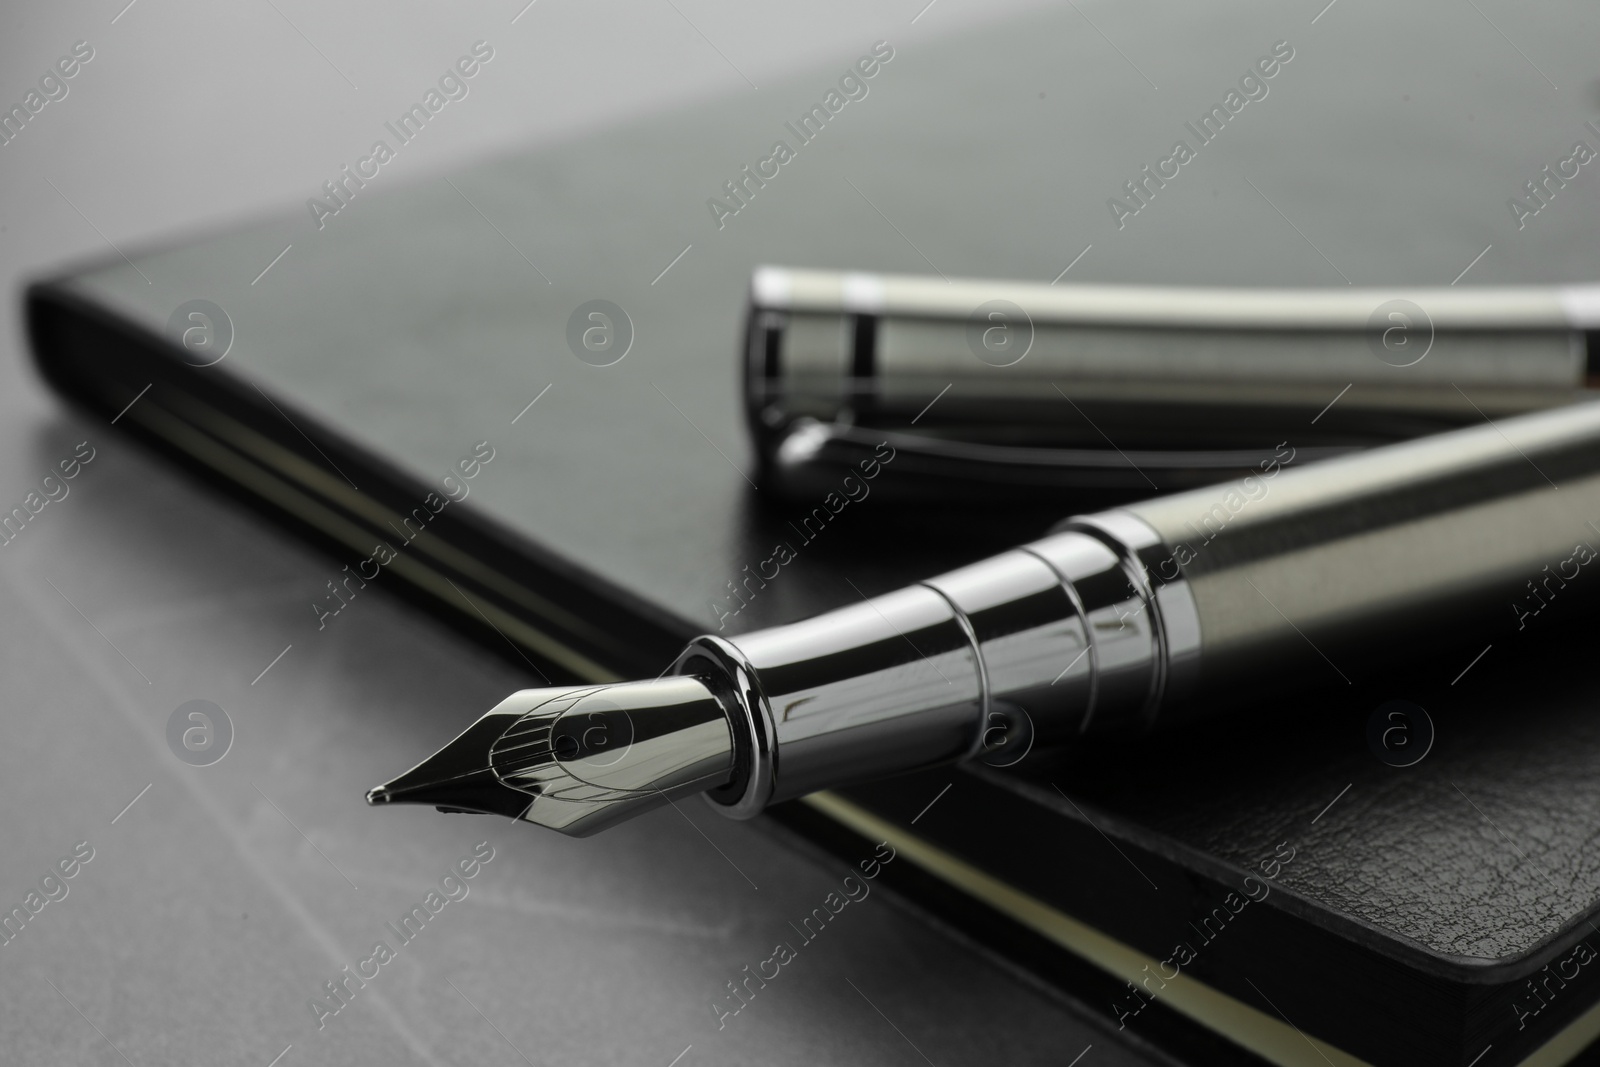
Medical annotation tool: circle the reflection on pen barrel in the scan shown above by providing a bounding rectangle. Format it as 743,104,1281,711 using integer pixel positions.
682,518,1174,819
689,398,1600,823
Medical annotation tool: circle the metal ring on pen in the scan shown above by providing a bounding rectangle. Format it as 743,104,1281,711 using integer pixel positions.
1018,545,1101,734
1062,514,1170,731
918,583,995,760
1060,509,1205,724
676,635,776,820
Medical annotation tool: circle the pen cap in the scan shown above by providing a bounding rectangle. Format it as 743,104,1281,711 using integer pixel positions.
744,266,1600,500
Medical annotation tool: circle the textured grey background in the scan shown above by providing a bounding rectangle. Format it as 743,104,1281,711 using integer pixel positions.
0,2,1163,1066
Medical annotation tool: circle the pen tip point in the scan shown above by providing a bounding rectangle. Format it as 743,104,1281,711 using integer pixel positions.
365,786,391,806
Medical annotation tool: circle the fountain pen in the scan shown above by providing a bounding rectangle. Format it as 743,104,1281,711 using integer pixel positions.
368,397,1600,837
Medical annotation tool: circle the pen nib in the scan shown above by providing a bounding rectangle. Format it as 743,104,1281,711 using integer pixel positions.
366,677,738,837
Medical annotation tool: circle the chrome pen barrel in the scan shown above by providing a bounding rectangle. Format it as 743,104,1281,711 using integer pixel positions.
685,517,1185,818
1123,394,1600,702
371,399,1600,836
690,398,1600,821
681,587,985,818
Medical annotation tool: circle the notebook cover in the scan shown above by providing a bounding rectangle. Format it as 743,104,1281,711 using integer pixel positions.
24,2,1600,1063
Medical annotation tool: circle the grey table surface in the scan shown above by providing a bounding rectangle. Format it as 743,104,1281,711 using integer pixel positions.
0,2,1163,1065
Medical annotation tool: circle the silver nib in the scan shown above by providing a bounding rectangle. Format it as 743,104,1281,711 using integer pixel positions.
367,677,736,837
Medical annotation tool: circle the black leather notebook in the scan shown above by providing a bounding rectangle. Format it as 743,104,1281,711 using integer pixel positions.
24,2,1600,1063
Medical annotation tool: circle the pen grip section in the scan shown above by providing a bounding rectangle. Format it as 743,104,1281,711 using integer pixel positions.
702,523,1189,820
719,585,983,806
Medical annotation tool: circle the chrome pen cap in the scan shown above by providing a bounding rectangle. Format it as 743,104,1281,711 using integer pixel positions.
743,265,1600,499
